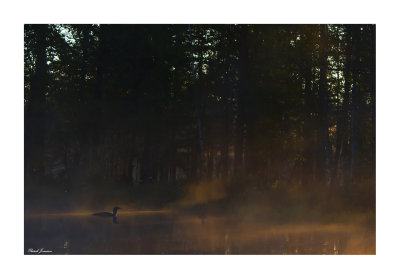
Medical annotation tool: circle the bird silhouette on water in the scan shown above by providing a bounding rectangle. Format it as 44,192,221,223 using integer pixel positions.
93,206,121,223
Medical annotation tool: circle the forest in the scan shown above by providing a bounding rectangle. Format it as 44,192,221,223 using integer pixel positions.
24,24,375,224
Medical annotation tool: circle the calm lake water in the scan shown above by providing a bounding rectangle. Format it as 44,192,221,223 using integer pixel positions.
24,210,375,255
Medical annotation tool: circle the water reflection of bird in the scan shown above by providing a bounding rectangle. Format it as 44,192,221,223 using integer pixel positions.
93,206,121,218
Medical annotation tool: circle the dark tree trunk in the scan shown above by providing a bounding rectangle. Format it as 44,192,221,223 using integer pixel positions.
72,25,91,175
126,134,136,184
80,25,89,103
220,88,230,179
369,25,376,168
25,24,48,179
349,25,361,182
169,138,177,183
196,114,206,179
141,133,155,182
333,26,352,187
235,25,248,173
317,24,331,187
207,149,214,180
189,25,206,179
94,25,105,154
302,48,315,188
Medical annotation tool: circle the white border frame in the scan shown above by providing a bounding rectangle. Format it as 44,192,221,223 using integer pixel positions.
1,0,399,278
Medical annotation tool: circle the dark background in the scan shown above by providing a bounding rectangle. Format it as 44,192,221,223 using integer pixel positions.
24,24,375,224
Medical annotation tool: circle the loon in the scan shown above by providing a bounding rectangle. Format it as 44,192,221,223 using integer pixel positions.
93,206,121,218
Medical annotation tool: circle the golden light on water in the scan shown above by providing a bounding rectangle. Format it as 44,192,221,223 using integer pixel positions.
25,209,374,254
